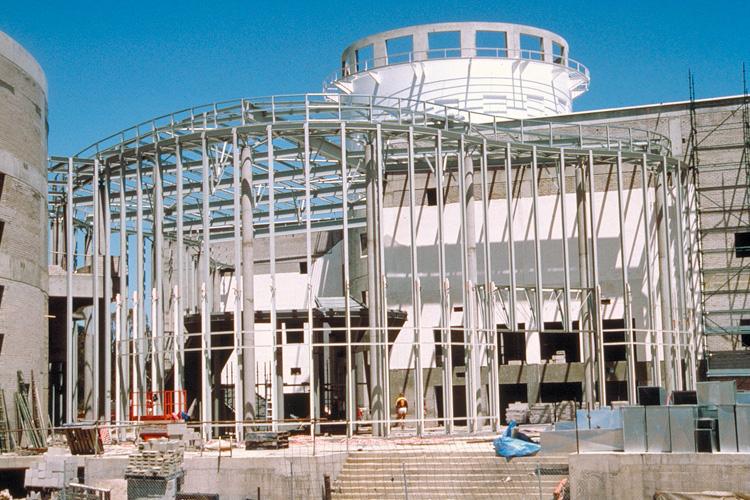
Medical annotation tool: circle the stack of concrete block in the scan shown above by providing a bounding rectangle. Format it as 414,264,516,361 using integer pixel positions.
166,423,202,449
126,439,184,479
24,456,77,490
554,401,576,421
528,403,554,424
550,350,567,364
505,402,529,424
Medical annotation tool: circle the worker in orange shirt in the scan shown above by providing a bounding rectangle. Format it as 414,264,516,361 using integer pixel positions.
395,393,408,429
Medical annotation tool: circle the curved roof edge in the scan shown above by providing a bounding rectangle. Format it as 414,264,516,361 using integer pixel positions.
0,31,47,94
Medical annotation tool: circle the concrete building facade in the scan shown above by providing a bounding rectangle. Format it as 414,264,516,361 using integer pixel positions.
0,31,48,430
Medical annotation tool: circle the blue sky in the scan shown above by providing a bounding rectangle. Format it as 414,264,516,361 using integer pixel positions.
3,0,749,155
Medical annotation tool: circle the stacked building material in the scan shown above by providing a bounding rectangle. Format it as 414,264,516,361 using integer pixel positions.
126,439,185,478
554,401,576,421
505,402,529,424
528,403,554,424
15,371,46,449
244,431,289,450
24,456,77,491
550,350,567,364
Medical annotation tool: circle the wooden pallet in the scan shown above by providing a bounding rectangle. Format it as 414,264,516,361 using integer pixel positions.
244,431,289,450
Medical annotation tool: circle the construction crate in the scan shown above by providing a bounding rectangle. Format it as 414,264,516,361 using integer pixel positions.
64,426,103,455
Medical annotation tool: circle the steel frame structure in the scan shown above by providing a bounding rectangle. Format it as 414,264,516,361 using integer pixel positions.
47,93,698,437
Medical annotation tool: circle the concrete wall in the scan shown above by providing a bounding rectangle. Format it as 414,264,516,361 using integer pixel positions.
569,452,750,499
0,31,48,428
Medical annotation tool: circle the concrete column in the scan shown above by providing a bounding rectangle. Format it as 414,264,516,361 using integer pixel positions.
240,145,256,421
365,143,385,435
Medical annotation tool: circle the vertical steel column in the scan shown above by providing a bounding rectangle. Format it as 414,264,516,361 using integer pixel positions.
480,139,500,431
458,136,479,431
174,141,185,395
406,127,424,435
65,157,75,423
115,293,122,426
153,147,165,398
436,131,453,433
375,124,392,435
267,125,282,431
103,163,113,421
340,124,354,436
504,143,518,340
135,154,146,404
365,142,384,435
92,159,100,418
303,123,316,436
673,162,696,389
575,157,595,406
558,150,572,333
240,142,256,422
587,151,607,405
615,152,637,403
200,133,213,437
659,157,680,391
529,147,544,370
118,157,130,421
640,155,661,386
132,290,140,418
231,129,244,438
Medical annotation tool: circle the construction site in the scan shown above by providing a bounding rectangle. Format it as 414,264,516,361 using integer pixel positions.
1,20,750,499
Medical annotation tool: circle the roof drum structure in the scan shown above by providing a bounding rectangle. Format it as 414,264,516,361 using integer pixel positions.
46,23,700,439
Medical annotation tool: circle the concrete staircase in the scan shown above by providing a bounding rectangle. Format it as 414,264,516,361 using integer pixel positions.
331,449,568,499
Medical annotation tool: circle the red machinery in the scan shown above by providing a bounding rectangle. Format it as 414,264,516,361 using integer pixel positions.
129,390,187,438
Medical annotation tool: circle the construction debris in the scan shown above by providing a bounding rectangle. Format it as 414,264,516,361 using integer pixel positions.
64,426,103,455
0,388,15,451
15,371,46,449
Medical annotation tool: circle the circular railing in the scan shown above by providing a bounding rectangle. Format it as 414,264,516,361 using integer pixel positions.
328,47,589,88
74,93,669,159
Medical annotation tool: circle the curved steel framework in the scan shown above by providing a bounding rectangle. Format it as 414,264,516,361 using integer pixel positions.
48,94,698,438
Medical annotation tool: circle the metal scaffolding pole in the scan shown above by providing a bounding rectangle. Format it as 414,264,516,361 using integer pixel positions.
575,157,595,406
174,141,185,395
118,156,130,421
340,124,354,436
267,125,282,431
153,147,165,399
436,131,453,433
407,126,424,435
615,152,637,403
480,139,500,431
375,123,392,436
505,143,518,344
103,163,113,422
640,155,661,387
115,293,123,427
673,162,696,389
587,151,607,406
65,157,74,423
303,122,316,436
231,129,244,439
135,154,146,404
200,133,213,437
92,158,100,418
558,149,572,334
661,157,683,389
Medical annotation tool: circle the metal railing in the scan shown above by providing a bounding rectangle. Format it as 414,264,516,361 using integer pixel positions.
67,93,671,163
333,47,590,83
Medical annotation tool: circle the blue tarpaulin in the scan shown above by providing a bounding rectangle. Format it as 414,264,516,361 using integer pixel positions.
493,420,541,458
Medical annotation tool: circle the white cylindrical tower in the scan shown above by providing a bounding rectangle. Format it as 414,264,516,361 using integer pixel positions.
331,22,589,121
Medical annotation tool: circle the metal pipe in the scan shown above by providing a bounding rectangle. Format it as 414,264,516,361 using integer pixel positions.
640,155,661,387
175,141,185,395
241,141,256,423
153,147,164,398
529,147,544,369
587,151,607,406
136,154,146,404
268,125,282,430
340,124,354,436
436,131,453,433
118,156,130,422
66,157,74,423
201,133,213,437
103,162,113,422
303,122,316,437
92,158,100,418
407,126,424,436
615,152,637,403
504,143,518,341
231,129,243,439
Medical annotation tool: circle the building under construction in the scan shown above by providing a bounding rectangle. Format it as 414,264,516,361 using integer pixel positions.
1,20,750,497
